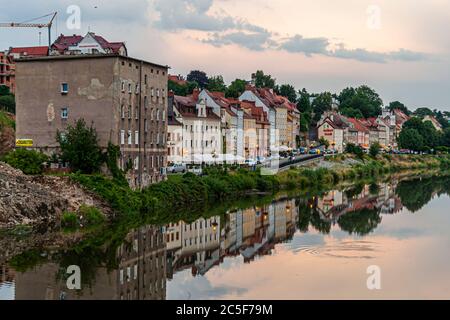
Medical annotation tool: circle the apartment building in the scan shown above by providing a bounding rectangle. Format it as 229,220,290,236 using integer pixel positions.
0,47,49,94
15,54,168,188
172,91,222,164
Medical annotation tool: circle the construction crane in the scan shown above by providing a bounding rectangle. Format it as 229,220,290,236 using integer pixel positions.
0,12,57,49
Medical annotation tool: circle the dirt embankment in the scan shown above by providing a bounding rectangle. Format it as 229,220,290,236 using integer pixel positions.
0,162,112,228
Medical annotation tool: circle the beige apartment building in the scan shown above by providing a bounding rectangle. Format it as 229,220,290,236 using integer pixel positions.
15,54,168,188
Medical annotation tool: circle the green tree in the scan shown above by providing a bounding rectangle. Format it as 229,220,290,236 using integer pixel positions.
187,70,208,89
277,84,297,102
398,128,424,151
252,70,276,89
2,149,48,175
413,107,434,118
207,75,226,92
338,85,383,118
441,128,450,147
403,117,440,148
0,85,11,96
319,137,330,149
225,79,247,98
57,119,103,174
369,142,381,158
0,95,15,114
312,92,333,122
388,101,410,115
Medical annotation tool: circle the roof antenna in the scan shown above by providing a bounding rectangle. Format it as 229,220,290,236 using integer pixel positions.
39,31,42,45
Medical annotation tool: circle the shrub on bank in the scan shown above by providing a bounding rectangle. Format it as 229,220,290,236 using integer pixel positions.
2,149,48,175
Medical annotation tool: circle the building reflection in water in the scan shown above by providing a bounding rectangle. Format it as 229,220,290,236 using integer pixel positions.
6,180,412,300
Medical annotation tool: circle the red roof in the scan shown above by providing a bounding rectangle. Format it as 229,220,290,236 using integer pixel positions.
51,33,125,55
173,94,220,120
9,46,48,57
347,118,369,133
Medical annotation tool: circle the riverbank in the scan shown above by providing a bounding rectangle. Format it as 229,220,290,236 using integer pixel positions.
1,154,449,228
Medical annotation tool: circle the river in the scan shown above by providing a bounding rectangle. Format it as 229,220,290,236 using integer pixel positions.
1,174,450,300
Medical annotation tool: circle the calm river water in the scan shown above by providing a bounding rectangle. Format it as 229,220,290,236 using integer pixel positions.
1,174,450,300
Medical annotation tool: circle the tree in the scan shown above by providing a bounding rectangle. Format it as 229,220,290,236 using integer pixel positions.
252,70,276,89
207,75,226,92
2,149,48,175
413,107,434,118
297,88,311,113
0,95,15,114
168,80,198,96
0,85,11,96
277,84,297,103
441,128,450,147
312,92,333,122
388,101,410,115
319,137,330,149
187,70,208,89
345,143,364,159
402,117,440,148
57,119,103,174
225,79,246,98
369,142,381,158
398,128,424,151
338,85,383,118
340,107,364,119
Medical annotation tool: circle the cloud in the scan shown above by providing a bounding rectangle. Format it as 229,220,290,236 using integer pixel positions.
279,35,330,56
330,46,429,63
204,30,274,51
151,1,429,64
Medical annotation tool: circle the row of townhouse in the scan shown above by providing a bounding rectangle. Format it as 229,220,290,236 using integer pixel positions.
317,108,410,153
167,84,301,164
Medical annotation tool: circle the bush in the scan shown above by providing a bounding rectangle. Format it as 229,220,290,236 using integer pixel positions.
369,143,381,158
2,149,48,174
79,205,105,226
61,212,78,229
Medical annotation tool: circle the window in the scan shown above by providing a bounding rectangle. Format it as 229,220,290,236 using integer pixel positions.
162,110,166,121
144,96,148,109
61,107,69,119
61,83,68,94
144,119,148,132
156,109,160,121
120,130,125,145
135,84,139,94
156,133,160,145
121,81,125,92
128,105,132,119
151,88,155,97
128,83,132,93
128,130,132,145
135,107,139,120
156,89,160,97
135,131,139,145
144,74,147,84
120,105,125,119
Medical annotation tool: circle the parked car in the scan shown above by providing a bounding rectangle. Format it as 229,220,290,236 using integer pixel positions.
188,166,203,175
245,158,258,166
256,156,266,164
167,163,186,174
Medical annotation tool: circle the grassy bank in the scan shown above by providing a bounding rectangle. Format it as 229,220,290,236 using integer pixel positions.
71,154,450,219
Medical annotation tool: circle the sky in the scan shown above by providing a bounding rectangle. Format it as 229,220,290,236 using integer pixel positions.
0,0,449,111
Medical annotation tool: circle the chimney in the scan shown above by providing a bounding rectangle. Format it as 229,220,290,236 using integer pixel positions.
192,88,200,101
